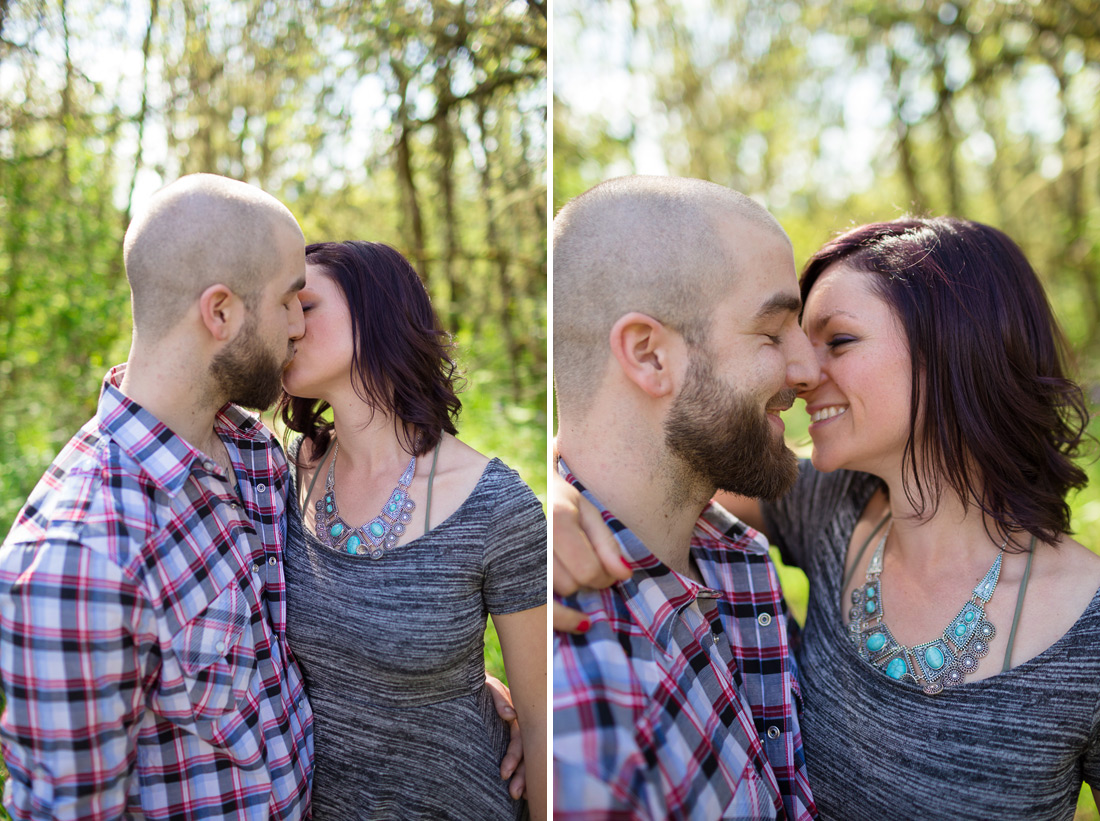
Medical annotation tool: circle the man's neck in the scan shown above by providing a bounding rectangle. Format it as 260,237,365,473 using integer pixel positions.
120,343,226,459
559,431,711,580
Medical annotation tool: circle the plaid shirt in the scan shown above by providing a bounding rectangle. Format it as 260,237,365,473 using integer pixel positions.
0,365,313,820
553,463,816,820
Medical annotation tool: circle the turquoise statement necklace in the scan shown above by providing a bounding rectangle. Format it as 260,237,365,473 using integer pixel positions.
849,519,1004,695
315,441,416,559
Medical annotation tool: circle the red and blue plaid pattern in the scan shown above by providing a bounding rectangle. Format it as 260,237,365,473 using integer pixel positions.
553,464,816,820
0,365,313,820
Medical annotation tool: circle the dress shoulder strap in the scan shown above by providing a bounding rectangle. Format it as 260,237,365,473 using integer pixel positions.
842,511,893,592
1002,534,1037,672
423,441,442,532
302,438,336,512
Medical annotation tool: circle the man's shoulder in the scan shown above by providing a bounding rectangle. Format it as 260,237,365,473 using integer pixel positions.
3,417,161,574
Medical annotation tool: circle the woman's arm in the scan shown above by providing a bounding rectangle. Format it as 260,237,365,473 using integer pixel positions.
493,605,547,821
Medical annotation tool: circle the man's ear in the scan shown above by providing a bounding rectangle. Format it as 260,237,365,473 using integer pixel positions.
609,312,684,398
198,284,246,342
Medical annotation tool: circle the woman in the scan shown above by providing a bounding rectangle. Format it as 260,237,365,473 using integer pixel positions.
555,217,1100,819
278,241,547,820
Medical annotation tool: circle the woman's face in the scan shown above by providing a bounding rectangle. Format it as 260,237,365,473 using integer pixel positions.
799,263,913,477
281,262,354,400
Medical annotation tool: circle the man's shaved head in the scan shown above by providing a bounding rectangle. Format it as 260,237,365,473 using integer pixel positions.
553,175,789,411
123,173,303,339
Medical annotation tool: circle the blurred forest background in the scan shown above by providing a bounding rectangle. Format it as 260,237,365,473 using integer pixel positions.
0,0,547,530
556,0,1099,816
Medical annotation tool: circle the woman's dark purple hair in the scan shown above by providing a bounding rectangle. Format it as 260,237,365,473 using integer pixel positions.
278,241,462,462
801,217,1089,548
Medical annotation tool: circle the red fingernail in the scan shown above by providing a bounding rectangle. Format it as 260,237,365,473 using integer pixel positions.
577,618,591,632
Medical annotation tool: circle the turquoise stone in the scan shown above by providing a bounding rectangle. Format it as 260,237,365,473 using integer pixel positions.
347,534,361,550
867,633,886,652
954,622,967,637
925,646,945,670
866,586,876,598
370,521,385,538
885,658,907,679
864,600,876,614
389,502,399,513
965,611,976,623
329,523,344,538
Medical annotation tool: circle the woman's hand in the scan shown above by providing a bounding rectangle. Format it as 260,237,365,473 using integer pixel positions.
552,472,631,633
485,674,526,798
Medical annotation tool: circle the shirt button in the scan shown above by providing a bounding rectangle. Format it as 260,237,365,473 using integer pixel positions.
256,483,267,493
215,640,226,654
758,613,772,627
230,501,240,509
712,632,720,645
268,556,277,566
251,563,260,574
203,460,216,471
767,726,781,739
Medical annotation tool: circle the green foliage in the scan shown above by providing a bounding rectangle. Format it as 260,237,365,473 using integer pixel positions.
484,619,507,684
555,0,1100,371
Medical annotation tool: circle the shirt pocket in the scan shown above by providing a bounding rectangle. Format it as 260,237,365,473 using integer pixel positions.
170,582,257,720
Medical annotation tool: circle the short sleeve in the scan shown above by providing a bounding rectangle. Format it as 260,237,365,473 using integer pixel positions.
759,460,877,570
482,463,546,614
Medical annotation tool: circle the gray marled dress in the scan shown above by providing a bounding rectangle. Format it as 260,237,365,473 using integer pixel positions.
283,450,546,820
761,460,1100,821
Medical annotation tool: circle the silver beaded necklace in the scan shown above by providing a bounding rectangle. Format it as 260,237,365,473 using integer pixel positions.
849,518,1005,695
314,441,416,559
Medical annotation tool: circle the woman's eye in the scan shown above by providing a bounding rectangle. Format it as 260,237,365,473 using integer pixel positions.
301,304,314,313
827,335,855,348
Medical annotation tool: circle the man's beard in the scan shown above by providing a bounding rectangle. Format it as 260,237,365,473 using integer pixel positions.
664,349,798,501
210,318,292,411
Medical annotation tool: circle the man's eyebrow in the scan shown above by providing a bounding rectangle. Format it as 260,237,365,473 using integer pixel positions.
285,276,306,296
752,293,802,321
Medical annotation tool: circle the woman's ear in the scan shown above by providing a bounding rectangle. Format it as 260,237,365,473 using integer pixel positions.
608,312,684,399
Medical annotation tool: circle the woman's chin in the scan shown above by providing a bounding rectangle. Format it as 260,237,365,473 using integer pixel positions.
809,448,841,474
280,374,305,399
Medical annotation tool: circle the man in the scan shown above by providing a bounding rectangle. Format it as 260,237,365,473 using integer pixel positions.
552,175,818,819
0,174,525,819
0,173,312,820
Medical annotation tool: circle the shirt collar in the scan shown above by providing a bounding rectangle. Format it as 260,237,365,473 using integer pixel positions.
98,364,265,496
558,458,765,650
